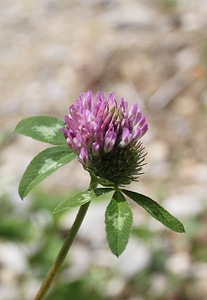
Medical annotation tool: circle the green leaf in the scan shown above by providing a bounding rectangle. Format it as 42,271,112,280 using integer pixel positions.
122,189,185,233
105,191,133,256
53,188,114,214
15,115,65,145
93,188,114,197
19,146,76,199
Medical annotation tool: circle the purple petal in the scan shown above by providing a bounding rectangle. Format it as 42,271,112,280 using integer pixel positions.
108,92,117,108
104,127,117,153
140,123,148,136
119,97,128,115
132,128,141,140
139,115,147,127
92,142,100,156
96,91,105,102
79,148,89,165
129,103,139,119
119,128,132,147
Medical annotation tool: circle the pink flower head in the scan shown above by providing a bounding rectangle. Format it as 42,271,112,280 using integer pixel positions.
63,91,148,186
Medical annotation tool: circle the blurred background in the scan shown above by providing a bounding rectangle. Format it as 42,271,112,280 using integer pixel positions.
0,0,207,299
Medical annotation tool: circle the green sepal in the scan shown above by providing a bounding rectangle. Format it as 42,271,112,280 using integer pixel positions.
19,145,76,199
105,191,133,257
122,189,185,233
15,115,65,145
53,188,114,214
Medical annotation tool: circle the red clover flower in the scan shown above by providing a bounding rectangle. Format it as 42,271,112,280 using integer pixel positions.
62,90,148,186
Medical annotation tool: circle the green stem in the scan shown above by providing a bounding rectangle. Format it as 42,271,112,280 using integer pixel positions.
33,202,90,300
33,178,97,300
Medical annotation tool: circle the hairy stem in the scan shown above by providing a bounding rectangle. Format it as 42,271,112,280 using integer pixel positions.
33,178,97,300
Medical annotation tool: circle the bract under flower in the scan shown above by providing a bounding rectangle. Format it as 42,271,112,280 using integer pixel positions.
62,90,148,186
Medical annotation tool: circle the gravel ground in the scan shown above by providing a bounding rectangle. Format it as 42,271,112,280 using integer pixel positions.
0,1,207,299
